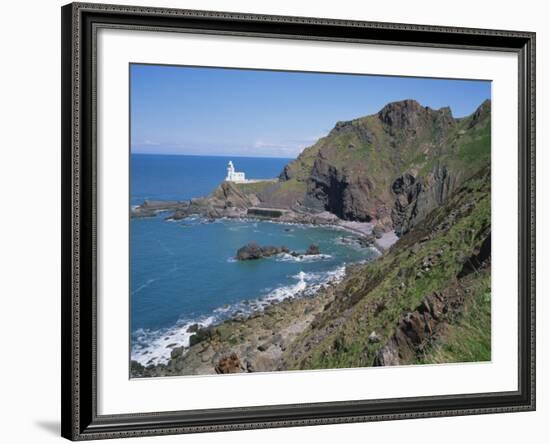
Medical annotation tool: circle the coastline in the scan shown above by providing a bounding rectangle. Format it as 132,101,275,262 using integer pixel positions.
128,96,493,378
131,260,364,378
131,165,492,377
130,181,400,377
132,197,399,254
130,220,377,372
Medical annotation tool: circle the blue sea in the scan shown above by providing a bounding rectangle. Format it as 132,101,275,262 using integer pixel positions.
130,154,378,365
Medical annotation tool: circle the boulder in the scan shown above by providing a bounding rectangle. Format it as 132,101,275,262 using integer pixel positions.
372,224,385,239
130,360,145,377
358,234,375,247
373,341,400,366
236,242,263,260
368,331,381,343
170,346,184,360
186,323,200,333
215,352,244,374
246,354,276,373
189,326,213,347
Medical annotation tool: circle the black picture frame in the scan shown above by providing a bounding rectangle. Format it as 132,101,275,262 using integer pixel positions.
61,2,536,440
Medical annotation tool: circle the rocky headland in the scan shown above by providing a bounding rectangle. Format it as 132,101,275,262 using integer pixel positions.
132,99,490,245
131,98,492,377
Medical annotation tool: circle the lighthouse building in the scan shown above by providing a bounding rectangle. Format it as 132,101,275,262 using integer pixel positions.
225,160,246,183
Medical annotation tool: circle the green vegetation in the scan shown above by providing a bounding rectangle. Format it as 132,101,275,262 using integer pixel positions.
233,180,276,195
419,274,491,364
282,165,491,370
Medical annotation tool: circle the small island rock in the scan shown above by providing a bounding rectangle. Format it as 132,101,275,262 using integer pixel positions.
236,242,289,260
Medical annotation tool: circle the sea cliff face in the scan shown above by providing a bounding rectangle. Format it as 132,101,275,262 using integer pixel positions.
273,99,491,234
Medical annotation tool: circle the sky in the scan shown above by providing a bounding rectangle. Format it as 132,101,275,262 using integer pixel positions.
130,64,491,159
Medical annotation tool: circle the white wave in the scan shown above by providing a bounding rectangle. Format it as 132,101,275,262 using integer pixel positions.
131,264,348,367
213,304,233,314
246,265,346,309
259,271,308,305
228,224,251,231
131,316,216,366
275,253,332,262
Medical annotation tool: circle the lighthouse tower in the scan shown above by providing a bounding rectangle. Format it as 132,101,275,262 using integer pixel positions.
225,160,246,183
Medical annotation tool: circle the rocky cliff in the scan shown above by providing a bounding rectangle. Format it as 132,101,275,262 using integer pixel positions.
272,99,491,235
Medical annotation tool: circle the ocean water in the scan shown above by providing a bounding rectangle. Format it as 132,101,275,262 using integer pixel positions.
131,154,289,205
130,154,378,366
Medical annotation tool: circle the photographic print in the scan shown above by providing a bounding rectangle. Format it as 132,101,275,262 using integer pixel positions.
129,65,491,378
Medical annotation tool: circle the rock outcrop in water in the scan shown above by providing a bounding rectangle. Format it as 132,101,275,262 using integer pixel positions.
235,243,323,260
305,244,320,255
236,243,289,260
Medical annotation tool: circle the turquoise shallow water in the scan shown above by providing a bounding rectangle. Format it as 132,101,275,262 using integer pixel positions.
130,155,378,365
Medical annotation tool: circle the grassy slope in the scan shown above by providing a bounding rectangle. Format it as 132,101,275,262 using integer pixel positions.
419,273,491,364
281,165,491,369
233,181,276,195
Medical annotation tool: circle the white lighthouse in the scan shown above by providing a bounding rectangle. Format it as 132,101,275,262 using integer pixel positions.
225,160,246,183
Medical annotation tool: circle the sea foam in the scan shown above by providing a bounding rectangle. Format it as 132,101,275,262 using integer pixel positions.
275,253,332,262
130,264,347,366
131,316,216,366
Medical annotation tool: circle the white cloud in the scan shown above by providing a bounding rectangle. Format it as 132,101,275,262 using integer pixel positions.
142,139,160,146
253,140,288,149
131,133,328,158
253,134,326,156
